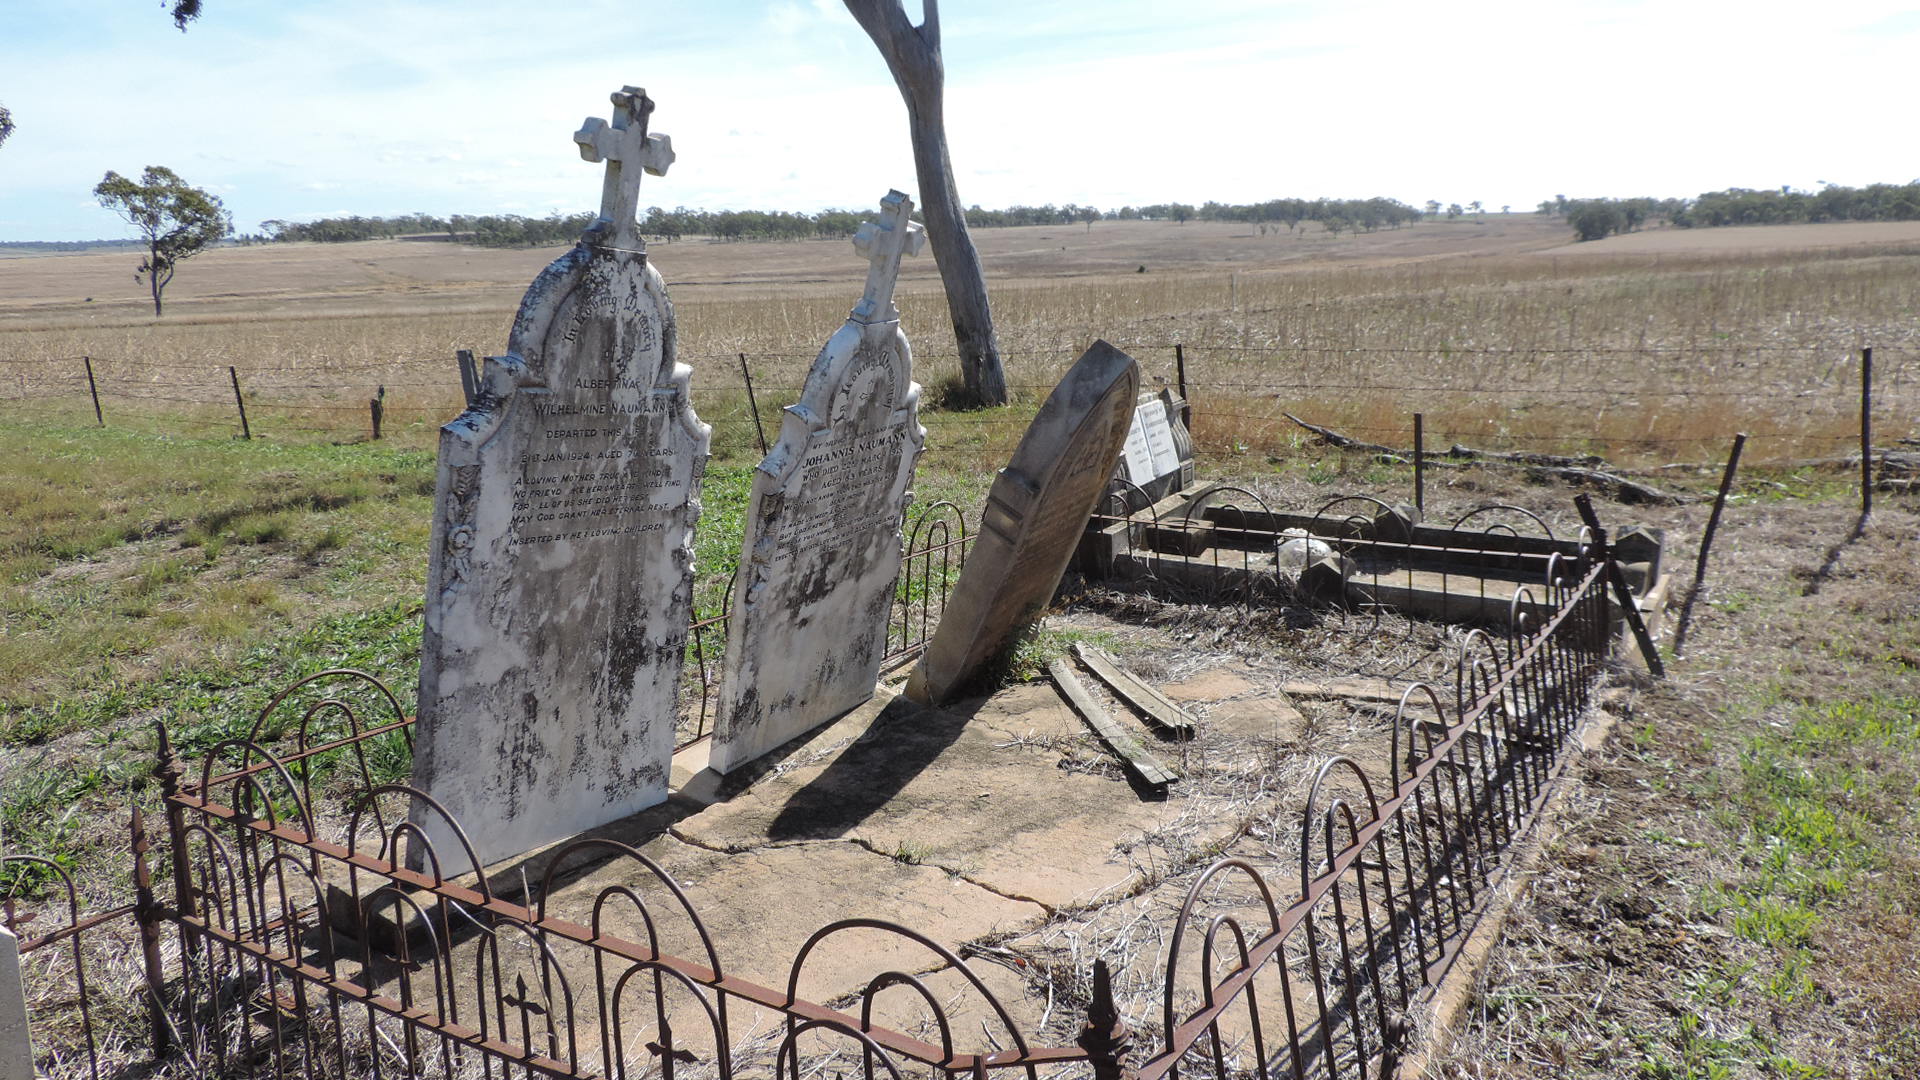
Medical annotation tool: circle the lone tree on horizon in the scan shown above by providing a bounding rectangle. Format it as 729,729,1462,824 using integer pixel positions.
842,0,1008,406
94,166,232,316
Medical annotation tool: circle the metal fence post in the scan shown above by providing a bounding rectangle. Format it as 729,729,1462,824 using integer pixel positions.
130,804,173,1056
84,357,103,427
1077,959,1132,1080
228,366,251,440
1413,412,1425,513
1861,346,1873,515
1672,432,1746,658
738,353,769,456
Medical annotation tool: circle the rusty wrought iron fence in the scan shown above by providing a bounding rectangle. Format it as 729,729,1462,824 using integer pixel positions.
6,504,1613,1080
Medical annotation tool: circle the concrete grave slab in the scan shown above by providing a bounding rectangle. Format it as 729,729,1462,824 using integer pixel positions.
411,87,709,871
906,342,1141,705
710,191,927,775
677,691,1189,911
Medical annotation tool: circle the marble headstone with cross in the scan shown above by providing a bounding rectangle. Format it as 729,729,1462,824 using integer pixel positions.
708,191,928,774
906,341,1141,706
411,87,710,870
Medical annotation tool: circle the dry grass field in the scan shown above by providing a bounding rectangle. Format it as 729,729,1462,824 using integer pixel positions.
4,215,1915,468
2,215,1918,1077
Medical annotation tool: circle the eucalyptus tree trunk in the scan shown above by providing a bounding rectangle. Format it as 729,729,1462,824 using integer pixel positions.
843,0,1007,406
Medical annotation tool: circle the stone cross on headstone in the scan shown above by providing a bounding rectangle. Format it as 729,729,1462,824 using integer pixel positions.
849,191,925,323
573,86,676,251
707,191,928,775
411,87,708,872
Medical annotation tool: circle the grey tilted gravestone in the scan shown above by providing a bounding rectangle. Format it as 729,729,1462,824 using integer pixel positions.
0,925,31,1080
708,192,927,774
411,87,709,871
1117,388,1195,502
905,341,1141,706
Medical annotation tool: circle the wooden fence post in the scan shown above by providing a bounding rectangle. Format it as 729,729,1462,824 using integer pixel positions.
370,384,386,440
1174,343,1190,427
457,349,478,407
84,356,103,426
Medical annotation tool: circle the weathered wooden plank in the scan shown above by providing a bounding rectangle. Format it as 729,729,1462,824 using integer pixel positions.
1046,659,1178,789
1070,643,1197,741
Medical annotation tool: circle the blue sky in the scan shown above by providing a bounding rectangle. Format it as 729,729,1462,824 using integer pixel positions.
4,0,1917,241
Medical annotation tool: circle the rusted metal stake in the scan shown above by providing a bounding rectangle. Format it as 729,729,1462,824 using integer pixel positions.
1574,493,1665,677
228,366,251,440
130,803,173,1055
1860,346,1873,515
1672,432,1746,657
738,352,768,457
153,722,200,957
84,356,104,426
1077,959,1132,1080
1413,412,1425,513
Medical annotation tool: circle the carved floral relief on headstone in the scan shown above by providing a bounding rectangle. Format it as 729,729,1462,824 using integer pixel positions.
411,88,709,870
708,191,927,774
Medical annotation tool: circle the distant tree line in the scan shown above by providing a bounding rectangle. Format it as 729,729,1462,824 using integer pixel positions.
1541,182,1920,242
255,207,877,247
963,198,1422,234
250,196,1429,248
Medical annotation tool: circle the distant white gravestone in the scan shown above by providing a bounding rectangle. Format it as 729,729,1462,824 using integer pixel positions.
709,191,927,774
411,87,710,870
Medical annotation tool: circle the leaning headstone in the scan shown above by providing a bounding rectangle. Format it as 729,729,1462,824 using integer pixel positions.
708,192,928,774
411,87,709,870
905,342,1141,706
0,925,31,1080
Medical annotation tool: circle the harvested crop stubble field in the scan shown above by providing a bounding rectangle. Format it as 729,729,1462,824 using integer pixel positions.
1,215,1918,1077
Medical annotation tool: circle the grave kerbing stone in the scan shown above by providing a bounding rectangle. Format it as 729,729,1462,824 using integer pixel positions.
709,191,927,774
411,87,709,871
905,341,1141,706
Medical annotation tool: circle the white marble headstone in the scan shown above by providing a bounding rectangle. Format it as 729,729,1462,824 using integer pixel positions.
411,87,709,871
709,191,927,774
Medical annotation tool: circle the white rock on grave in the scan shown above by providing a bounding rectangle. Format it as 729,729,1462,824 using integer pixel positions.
410,87,709,872
708,190,928,774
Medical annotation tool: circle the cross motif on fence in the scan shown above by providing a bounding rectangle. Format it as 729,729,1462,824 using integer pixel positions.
850,189,925,324
574,86,675,251
501,973,550,1053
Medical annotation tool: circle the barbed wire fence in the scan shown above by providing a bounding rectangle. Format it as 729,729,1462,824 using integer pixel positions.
2,343,1913,499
